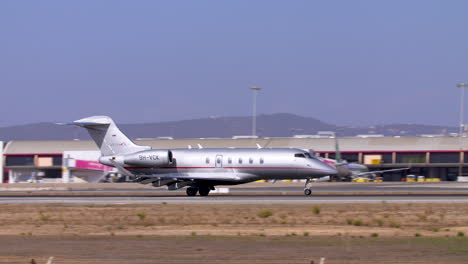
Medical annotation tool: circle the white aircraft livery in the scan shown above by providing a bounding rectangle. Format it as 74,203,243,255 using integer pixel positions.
69,116,337,196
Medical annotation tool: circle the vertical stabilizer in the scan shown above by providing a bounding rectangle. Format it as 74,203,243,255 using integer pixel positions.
70,116,150,156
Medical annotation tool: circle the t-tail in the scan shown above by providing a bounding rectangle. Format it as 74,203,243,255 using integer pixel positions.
68,116,150,156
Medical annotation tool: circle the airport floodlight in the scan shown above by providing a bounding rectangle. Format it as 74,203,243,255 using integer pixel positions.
457,83,468,137
249,87,262,136
457,83,468,176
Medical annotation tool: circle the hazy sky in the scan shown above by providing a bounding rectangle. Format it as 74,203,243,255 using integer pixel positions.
1,0,467,127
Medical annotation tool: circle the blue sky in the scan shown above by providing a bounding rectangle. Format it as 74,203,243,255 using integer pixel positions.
0,0,467,126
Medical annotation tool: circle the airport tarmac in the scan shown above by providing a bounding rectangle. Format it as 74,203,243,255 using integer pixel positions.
0,194,467,205
0,182,467,204
0,181,467,194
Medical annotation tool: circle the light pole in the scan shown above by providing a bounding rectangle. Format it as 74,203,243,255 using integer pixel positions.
250,86,262,136
457,83,468,176
457,83,468,136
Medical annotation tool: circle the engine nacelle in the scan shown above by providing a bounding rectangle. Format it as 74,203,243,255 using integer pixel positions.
123,150,173,167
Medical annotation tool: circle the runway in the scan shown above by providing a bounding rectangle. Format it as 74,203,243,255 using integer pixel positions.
0,182,467,204
1,181,468,194
0,195,467,205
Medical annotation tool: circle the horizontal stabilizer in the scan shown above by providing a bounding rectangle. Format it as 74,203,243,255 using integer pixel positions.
58,116,113,127
59,121,109,127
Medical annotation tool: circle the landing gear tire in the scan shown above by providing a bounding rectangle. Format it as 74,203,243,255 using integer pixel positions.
186,187,198,196
304,178,312,196
199,186,211,196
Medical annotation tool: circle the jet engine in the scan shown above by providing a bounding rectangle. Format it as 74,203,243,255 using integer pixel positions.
122,150,173,167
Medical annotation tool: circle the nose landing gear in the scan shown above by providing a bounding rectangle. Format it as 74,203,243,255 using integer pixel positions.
304,178,312,196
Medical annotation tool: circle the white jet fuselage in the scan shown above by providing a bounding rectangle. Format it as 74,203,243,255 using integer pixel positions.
69,115,337,195
101,148,336,185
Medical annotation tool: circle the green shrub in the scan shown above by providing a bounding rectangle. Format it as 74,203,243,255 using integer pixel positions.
136,212,146,221
371,233,379,238
353,219,363,226
303,232,309,237
39,213,50,222
416,214,427,221
415,233,422,237
257,210,273,218
374,219,384,227
457,232,465,237
312,206,321,215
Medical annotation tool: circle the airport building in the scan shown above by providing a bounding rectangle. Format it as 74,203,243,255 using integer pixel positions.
2,136,468,183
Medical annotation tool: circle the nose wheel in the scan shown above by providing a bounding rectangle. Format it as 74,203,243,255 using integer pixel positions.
304,178,312,196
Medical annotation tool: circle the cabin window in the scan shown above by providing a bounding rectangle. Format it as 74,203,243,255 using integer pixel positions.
205,157,210,164
249,158,253,164
238,158,243,164
216,157,222,164
228,157,232,164
260,158,264,164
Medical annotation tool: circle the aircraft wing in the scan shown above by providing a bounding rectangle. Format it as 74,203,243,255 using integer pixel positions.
139,172,253,182
108,157,255,184
354,168,410,177
109,159,136,177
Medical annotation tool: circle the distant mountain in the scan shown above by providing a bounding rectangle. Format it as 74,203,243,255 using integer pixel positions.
0,113,457,141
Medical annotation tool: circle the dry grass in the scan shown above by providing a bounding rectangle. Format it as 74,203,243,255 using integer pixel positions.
1,203,468,263
0,203,467,238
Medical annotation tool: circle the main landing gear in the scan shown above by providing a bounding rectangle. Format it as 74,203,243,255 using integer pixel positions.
186,186,212,196
186,187,198,196
304,178,312,196
198,186,211,196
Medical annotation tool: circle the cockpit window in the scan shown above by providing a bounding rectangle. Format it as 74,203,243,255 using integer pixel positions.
295,152,317,159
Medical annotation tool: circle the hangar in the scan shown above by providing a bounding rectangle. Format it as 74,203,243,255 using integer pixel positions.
1,135,468,183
